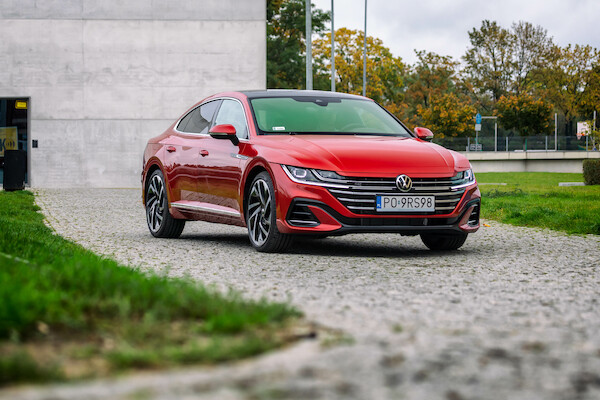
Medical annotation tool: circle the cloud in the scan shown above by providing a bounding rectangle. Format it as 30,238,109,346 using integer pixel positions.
312,0,600,64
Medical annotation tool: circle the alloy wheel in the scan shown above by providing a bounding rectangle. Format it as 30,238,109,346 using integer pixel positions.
146,173,165,233
247,178,272,246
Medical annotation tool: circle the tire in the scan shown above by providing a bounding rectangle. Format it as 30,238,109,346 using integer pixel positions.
420,232,468,251
246,172,293,252
145,169,185,238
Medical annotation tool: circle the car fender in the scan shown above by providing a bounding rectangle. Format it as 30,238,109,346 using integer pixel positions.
238,156,279,225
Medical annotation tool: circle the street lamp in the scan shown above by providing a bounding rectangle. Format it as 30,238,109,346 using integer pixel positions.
306,0,312,90
362,0,367,96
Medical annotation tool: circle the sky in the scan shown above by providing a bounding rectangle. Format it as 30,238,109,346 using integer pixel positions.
311,0,600,65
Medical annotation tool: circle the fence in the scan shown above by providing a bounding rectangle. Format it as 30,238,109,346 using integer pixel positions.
433,135,598,152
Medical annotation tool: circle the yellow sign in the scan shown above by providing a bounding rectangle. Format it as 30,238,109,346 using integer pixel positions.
15,101,27,110
0,127,18,156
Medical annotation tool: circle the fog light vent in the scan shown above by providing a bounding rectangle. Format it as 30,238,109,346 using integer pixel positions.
468,203,480,227
288,205,320,227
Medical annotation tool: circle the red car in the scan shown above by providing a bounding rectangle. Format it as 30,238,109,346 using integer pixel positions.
142,90,480,252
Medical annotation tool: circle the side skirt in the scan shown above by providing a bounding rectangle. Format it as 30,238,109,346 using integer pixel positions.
171,201,245,227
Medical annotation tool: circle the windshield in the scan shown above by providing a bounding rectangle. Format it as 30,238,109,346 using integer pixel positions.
250,96,412,137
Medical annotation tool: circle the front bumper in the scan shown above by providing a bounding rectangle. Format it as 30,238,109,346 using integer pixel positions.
270,165,481,236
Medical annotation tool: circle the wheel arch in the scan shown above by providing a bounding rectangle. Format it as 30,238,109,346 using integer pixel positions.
242,162,274,224
143,160,165,205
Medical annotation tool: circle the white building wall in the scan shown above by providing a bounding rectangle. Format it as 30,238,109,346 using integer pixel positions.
0,0,266,187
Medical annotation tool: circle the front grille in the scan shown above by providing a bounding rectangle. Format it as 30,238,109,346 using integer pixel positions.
327,176,466,215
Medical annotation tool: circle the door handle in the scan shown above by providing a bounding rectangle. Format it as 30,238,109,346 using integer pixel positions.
166,146,176,153
200,150,209,157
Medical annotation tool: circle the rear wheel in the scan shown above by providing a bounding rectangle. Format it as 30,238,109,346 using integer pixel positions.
145,169,185,238
246,172,293,252
420,233,468,251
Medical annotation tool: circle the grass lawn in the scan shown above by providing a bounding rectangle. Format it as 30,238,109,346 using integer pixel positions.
476,172,600,235
0,191,301,386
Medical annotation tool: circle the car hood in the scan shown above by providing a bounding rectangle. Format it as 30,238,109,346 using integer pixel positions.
257,135,470,177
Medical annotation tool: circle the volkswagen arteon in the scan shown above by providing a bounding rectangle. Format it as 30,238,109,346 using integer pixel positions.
142,90,480,252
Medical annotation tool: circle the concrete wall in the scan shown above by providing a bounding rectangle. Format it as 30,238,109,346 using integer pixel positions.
0,0,266,187
464,151,600,174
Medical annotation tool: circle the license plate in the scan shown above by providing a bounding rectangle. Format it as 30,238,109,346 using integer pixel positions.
376,195,435,212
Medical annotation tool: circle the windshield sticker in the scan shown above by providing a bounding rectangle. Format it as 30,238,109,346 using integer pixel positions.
272,126,286,131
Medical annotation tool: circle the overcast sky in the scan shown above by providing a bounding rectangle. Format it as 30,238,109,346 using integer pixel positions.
311,0,600,65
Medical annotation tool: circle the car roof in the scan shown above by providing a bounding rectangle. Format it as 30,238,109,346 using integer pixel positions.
240,89,370,101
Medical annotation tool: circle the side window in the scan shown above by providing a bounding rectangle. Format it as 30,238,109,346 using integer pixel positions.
178,100,221,134
213,99,248,139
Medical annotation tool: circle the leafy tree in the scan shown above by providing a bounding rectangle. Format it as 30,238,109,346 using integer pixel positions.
312,28,405,107
402,51,462,126
495,94,553,135
463,20,513,108
535,44,600,135
579,61,600,117
416,93,476,138
510,21,554,95
267,0,329,89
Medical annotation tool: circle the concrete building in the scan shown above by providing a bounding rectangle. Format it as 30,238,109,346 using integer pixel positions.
0,0,266,188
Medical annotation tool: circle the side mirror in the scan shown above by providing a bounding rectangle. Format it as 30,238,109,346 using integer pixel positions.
414,127,434,141
209,124,239,145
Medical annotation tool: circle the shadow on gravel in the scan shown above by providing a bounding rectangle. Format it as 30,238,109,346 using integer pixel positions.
289,237,478,258
180,233,250,248
177,231,478,259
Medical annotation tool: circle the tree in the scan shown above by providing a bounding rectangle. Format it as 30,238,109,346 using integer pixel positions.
312,28,405,107
462,20,513,108
495,94,553,136
403,50,462,126
535,44,600,135
267,0,329,89
579,61,600,117
510,21,554,95
416,93,477,138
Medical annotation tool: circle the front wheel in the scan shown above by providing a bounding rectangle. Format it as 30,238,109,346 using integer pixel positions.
246,172,293,252
145,169,185,238
420,233,468,251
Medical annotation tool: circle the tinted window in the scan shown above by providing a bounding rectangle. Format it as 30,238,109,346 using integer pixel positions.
213,99,248,139
178,100,220,134
250,97,412,137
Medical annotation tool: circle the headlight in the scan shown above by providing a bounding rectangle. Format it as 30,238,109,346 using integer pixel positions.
282,165,347,187
285,166,320,182
450,168,476,190
314,170,346,181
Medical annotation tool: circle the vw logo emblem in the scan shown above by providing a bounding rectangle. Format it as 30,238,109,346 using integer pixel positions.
396,174,412,192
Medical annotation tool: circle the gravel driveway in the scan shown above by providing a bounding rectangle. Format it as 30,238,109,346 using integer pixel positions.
4,188,600,400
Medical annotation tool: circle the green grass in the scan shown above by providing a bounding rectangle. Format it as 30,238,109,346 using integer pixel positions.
476,172,600,235
0,191,300,385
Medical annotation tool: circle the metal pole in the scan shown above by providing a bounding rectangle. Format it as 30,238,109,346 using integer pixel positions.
331,0,335,92
362,0,367,96
494,121,497,152
305,0,312,90
554,112,558,151
594,110,597,150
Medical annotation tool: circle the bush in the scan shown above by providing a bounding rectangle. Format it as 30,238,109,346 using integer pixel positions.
583,159,600,185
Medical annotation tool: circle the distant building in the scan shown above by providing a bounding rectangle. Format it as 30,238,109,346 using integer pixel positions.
0,0,266,187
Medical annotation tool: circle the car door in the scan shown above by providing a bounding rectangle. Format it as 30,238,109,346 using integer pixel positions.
198,98,248,212
164,100,221,202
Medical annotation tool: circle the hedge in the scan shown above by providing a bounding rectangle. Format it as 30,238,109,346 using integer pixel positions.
583,159,600,185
